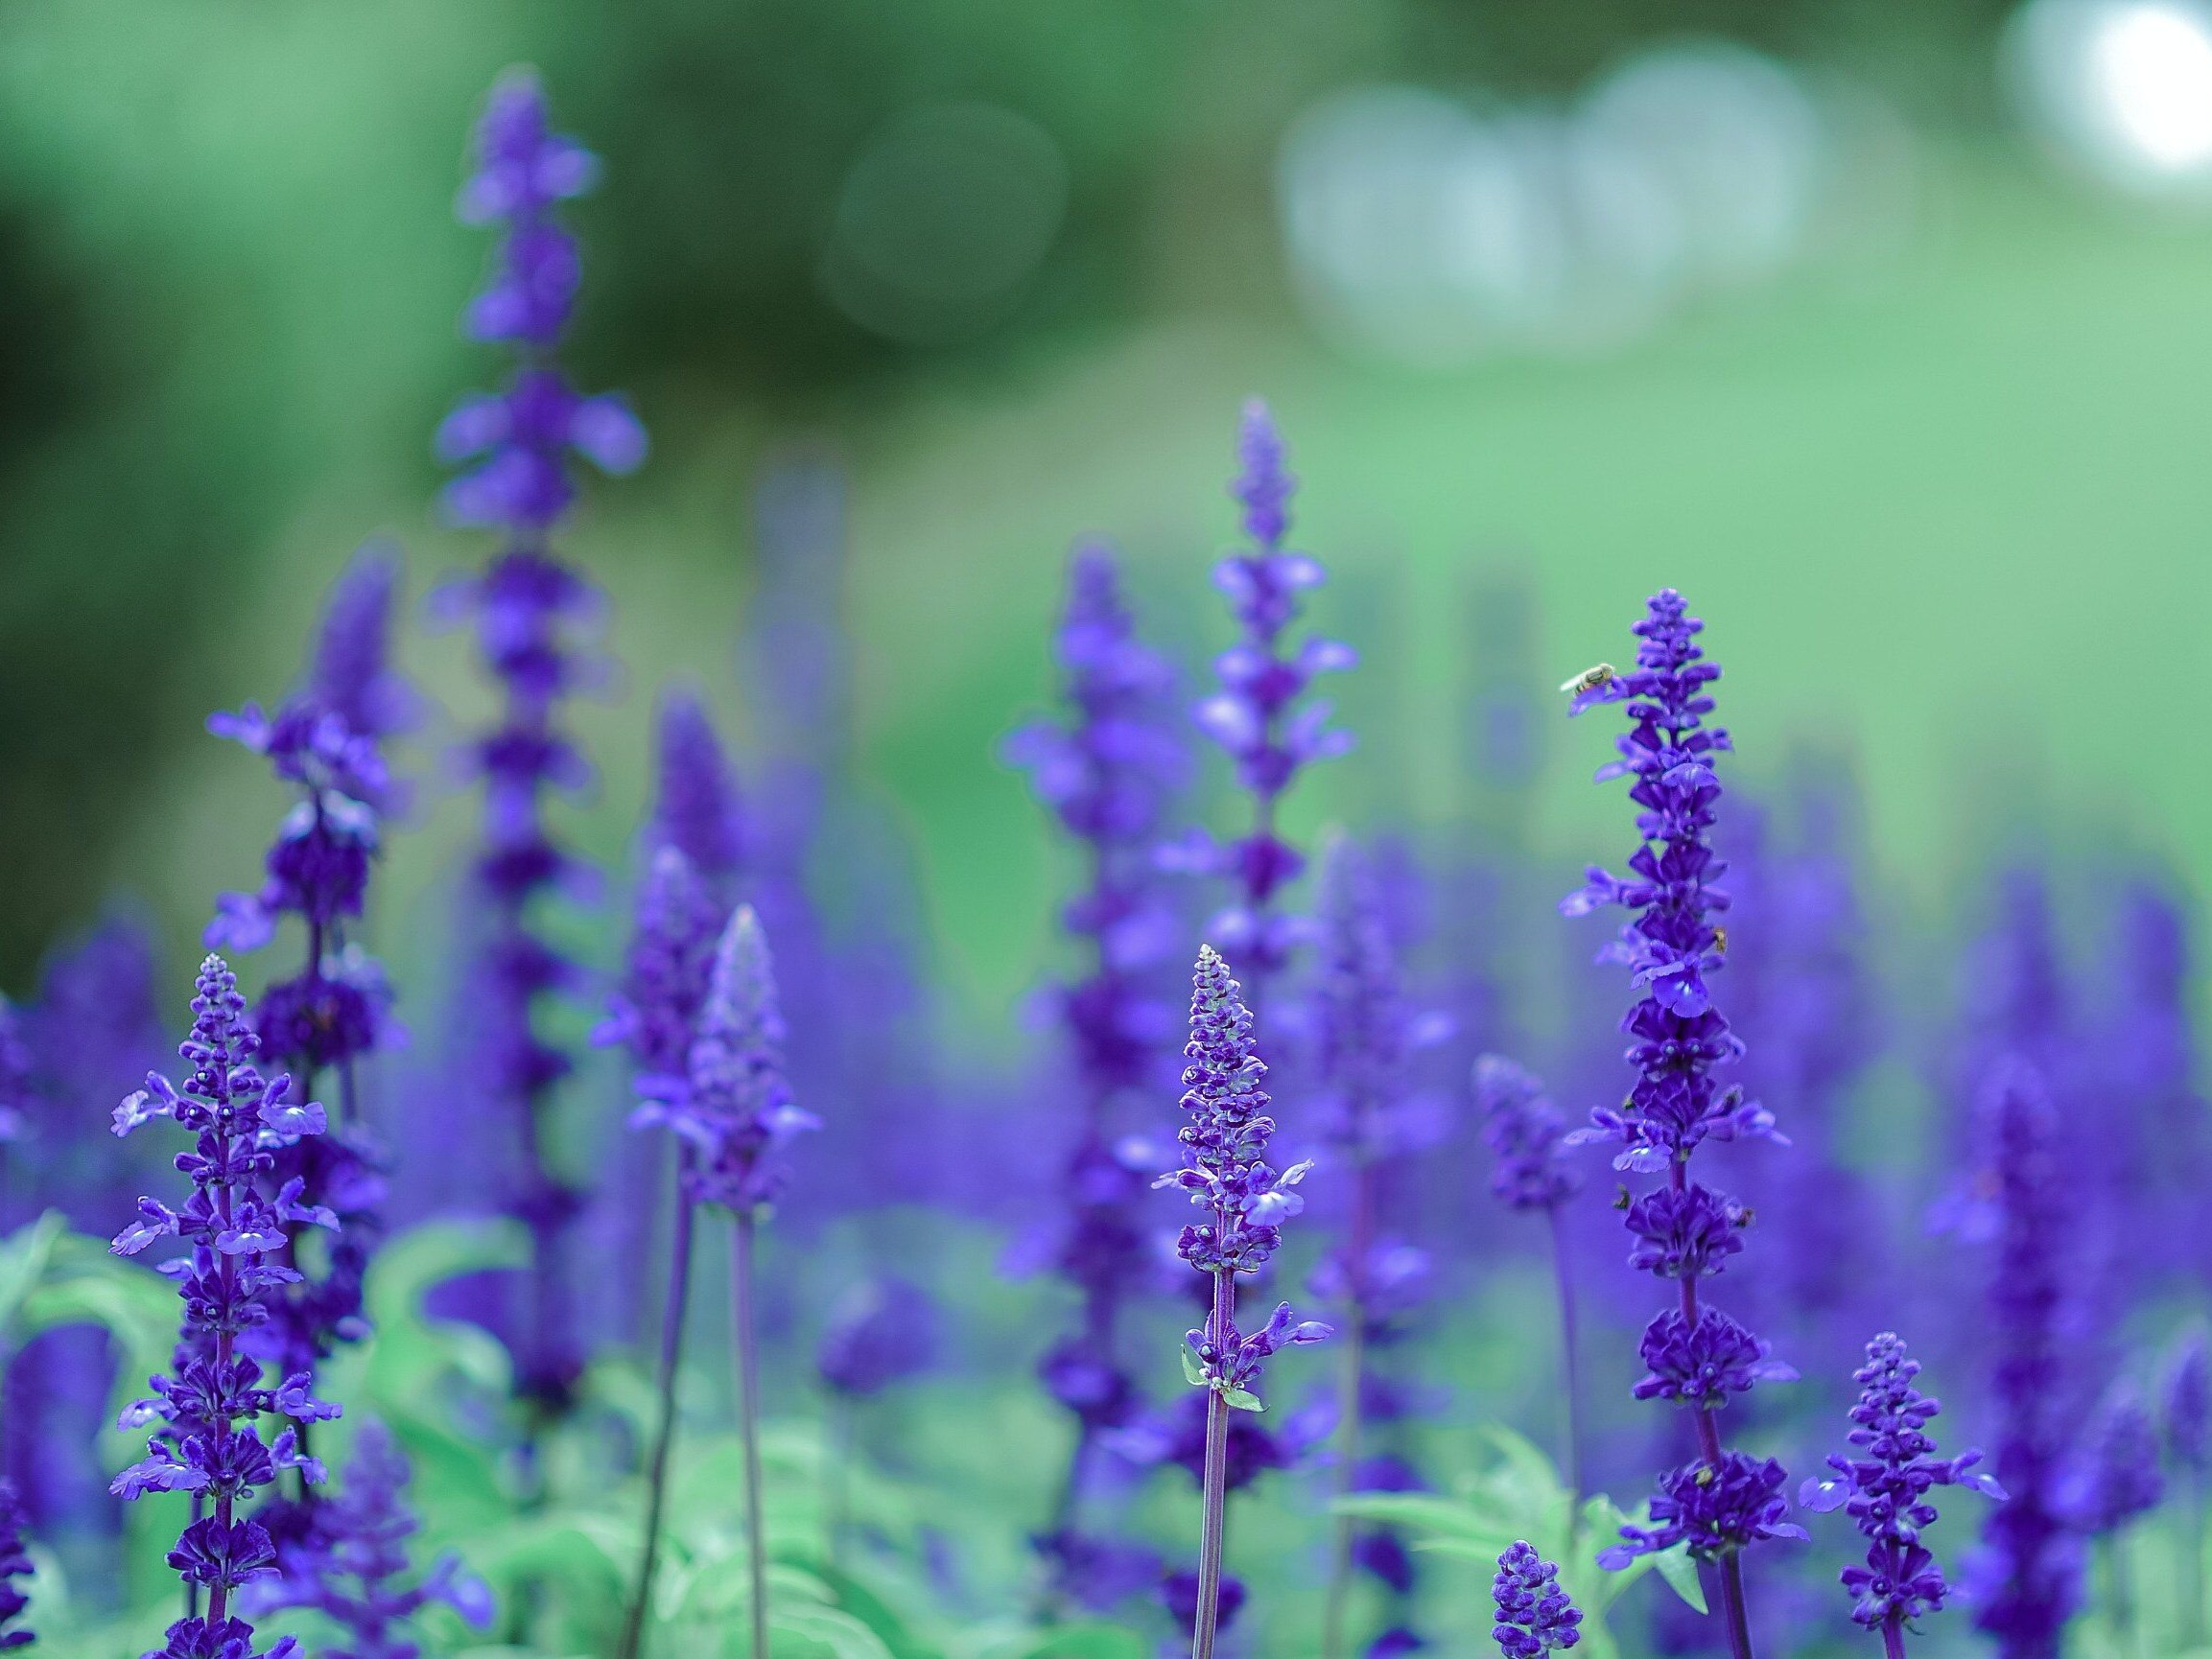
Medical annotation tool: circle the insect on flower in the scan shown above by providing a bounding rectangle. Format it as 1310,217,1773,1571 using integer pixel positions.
1558,663,1616,696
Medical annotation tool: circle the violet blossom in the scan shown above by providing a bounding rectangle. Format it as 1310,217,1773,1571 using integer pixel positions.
1800,1334,2002,1649
108,954,341,1659
432,68,645,1417
1003,543,1186,1607
1167,403,1354,996
1156,945,1328,1659
1492,1541,1583,1657
1563,591,1796,1659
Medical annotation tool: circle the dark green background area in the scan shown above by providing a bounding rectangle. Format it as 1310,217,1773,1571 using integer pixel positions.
0,0,2204,1036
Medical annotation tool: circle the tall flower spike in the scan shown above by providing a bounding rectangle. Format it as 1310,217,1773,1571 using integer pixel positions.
652,689,747,888
1310,836,1442,1659
1157,946,1328,1659
245,1420,492,1653
1003,542,1187,1607
1491,1541,1583,1656
1175,402,1355,992
308,541,423,743
110,954,337,1659
1565,592,1794,1659
1800,1334,2003,1644
1970,1062,2082,1659
434,69,644,1415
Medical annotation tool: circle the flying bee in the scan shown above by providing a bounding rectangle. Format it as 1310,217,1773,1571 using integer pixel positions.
1711,925,1728,956
1559,662,1616,696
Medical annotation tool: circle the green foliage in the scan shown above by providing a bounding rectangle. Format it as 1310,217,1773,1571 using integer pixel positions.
1334,1423,1704,1658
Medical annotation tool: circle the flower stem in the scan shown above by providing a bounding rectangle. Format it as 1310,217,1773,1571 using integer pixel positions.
1880,1614,1906,1659
1673,1164,1753,1659
1189,1268,1235,1659
733,1209,770,1659
619,1173,696,1659
1322,1154,1377,1659
1545,1203,1585,1543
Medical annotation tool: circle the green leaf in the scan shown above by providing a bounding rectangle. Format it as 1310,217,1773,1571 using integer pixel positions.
1220,1387,1263,1413
0,1210,67,1337
1003,1624,1149,1659
1333,1491,1519,1541
1179,1345,1205,1388
1652,1545,1706,1613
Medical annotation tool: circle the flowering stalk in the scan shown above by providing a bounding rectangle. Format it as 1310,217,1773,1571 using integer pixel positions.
245,1419,491,1654
109,955,341,1659
1491,1541,1584,1656
1176,403,1354,1006
635,907,817,1659
434,69,646,1420
1311,838,1439,1659
1563,592,1799,1659
1473,1056,1586,1516
1970,1062,2081,1659
1003,543,1185,1605
601,693,746,1659
205,543,412,1511
2167,1334,2209,1647
1800,1334,2003,1657
1156,946,1328,1659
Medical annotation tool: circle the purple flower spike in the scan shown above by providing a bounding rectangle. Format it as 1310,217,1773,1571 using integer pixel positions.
646,906,817,1215
652,689,747,887
1491,1541,1583,1656
2077,1381,2164,1536
1800,1334,2002,1638
111,955,337,1656
246,1418,493,1653
600,847,722,1084
1156,946,1315,1300
1176,403,1354,990
1003,543,1187,1600
816,1278,938,1398
1473,1056,1579,1213
1970,1062,2083,1659
309,541,423,743
436,69,644,1416
1566,593,1794,1659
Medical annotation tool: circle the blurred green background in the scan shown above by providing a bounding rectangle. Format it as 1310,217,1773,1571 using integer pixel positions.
3,0,2208,1040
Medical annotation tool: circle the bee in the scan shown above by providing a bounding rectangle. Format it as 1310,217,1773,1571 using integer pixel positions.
1711,925,1728,956
1559,662,1616,696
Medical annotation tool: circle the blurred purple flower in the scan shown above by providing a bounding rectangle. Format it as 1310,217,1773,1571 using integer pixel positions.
816,1278,937,1398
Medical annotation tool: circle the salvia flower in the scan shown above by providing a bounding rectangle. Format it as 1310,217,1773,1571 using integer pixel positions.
435,68,643,1413
109,955,340,1658
597,846,722,1085
1473,1056,1579,1213
2075,1381,2164,1535
247,1420,492,1656
0,1480,33,1649
1170,403,1355,985
649,689,747,889
1491,1542,1583,1657
1600,1453,1807,1567
816,1278,938,1398
635,906,818,1215
1970,1062,2082,1659
1566,592,1796,1656
1800,1334,2003,1635
1156,946,1316,1311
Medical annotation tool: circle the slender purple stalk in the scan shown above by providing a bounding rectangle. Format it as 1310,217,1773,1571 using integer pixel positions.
1473,1056,1587,1510
109,955,341,1659
1156,946,1329,1659
1800,1334,2004,1654
635,907,816,1659
433,68,645,1422
1311,837,1439,1659
1003,543,1186,1606
1563,592,1800,1659
1170,402,1354,1008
